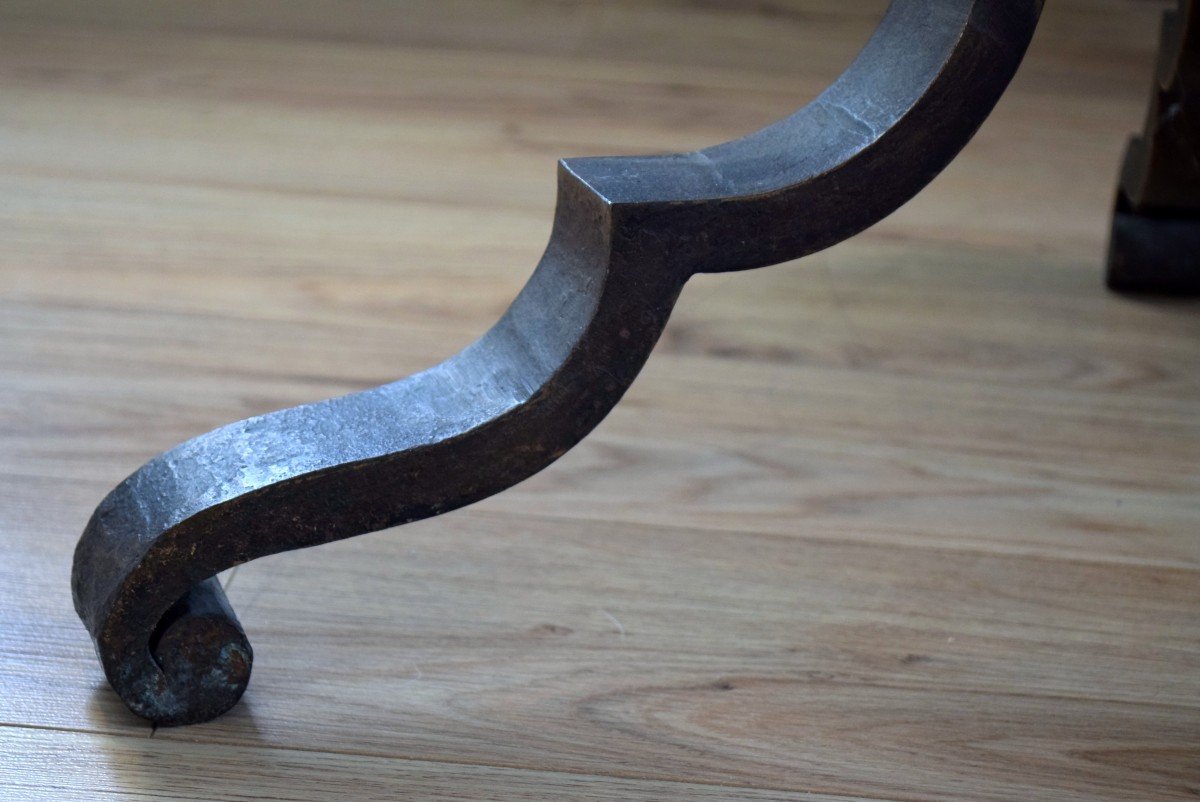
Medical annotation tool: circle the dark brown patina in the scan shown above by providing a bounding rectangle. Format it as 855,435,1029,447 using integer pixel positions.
73,0,1046,725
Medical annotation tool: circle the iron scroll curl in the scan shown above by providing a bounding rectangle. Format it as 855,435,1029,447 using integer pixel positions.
72,0,1044,725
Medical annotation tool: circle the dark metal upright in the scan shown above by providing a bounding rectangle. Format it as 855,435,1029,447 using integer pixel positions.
1108,0,1200,294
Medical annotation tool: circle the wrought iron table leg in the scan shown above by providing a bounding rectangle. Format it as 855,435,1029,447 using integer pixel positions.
72,0,1044,725
1108,0,1200,295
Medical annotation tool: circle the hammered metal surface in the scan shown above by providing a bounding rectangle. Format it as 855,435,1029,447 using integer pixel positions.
72,0,1044,725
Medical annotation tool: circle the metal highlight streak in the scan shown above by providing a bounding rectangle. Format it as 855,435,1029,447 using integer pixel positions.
72,0,1043,725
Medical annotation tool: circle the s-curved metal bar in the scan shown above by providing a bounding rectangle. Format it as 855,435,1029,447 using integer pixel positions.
73,0,1043,725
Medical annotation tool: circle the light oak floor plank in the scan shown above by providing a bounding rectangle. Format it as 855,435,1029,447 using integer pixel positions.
1,1,1196,800
4,727,874,802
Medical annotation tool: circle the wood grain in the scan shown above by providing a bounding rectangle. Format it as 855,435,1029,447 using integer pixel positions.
1,1,1197,800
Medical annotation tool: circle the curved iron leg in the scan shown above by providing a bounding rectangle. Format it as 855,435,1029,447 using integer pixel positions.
72,0,1044,725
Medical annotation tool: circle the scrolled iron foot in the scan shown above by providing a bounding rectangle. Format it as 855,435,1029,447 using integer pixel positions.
72,0,1043,725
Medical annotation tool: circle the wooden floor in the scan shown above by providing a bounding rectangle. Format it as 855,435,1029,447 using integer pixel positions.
2,1,1198,799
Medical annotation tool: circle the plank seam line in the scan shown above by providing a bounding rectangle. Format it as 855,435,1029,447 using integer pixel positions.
0,721,891,801
471,508,1200,574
